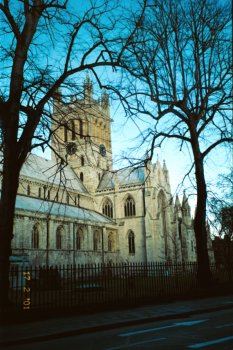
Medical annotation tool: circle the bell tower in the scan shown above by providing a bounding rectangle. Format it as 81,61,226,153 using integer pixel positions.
52,73,112,194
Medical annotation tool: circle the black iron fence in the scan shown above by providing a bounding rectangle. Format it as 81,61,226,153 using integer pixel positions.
8,261,233,313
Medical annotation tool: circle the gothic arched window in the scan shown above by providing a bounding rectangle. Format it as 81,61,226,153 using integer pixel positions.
27,184,31,196
124,196,136,217
80,172,84,182
76,228,83,250
102,198,113,218
38,187,41,198
128,230,135,254
32,224,40,249
56,226,63,249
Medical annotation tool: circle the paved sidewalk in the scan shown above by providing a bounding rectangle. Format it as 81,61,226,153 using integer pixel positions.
1,295,233,347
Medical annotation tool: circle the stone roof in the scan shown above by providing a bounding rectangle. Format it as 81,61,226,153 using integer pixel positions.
98,167,145,190
21,153,88,193
16,194,113,224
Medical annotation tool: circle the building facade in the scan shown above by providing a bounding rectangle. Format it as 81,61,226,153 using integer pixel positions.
7,75,200,266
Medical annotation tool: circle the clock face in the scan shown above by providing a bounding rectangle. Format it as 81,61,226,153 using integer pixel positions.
66,142,77,155
99,144,106,157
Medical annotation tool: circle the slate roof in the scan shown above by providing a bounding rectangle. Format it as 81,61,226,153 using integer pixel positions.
16,194,113,224
20,153,88,193
98,167,145,190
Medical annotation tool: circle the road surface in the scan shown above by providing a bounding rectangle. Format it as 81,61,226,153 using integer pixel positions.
2,308,233,349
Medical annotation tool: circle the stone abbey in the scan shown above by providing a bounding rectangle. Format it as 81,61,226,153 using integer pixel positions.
9,75,200,266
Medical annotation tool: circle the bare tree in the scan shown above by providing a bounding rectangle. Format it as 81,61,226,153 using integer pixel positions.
0,0,146,309
119,0,233,285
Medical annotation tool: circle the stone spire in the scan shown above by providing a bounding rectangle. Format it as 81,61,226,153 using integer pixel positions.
175,194,181,208
162,159,169,183
162,159,167,170
155,155,161,169
53,87,63,115
101,89,109,109
182,190,191,217
84,71,93,101
174,194,182,222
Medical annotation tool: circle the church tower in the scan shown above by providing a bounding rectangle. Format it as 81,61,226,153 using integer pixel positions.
52,73,112,193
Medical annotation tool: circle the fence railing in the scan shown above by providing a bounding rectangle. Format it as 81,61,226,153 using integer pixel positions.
8,261,233,313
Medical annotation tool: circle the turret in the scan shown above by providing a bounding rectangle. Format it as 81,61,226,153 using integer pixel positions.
53,87,63,114
101,89,109,108
101,89,110,118
162,160,170,189
175,194,181,208
182,190,191,218
84,72,93,101
174,195,182,219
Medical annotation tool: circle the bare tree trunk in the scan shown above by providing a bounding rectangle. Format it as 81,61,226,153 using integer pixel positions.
0,152,20,312
191,126,212,286
194,161,212,285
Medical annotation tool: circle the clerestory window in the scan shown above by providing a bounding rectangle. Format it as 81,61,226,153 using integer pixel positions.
124,196,136,217
102,199,113,218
